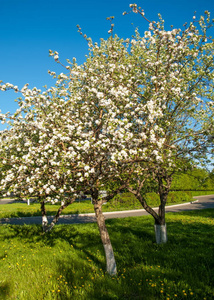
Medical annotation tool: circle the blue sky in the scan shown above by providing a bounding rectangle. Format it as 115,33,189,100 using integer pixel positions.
0,0,214,117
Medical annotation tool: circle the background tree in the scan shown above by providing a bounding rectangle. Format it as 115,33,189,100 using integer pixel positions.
171,167,214,191
118,4,214,243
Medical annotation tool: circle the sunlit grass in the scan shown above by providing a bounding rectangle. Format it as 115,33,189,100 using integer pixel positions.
0,209,213,299
1,191,213,219
0,201,95,218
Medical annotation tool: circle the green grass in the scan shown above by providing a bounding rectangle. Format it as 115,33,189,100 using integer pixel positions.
1,190,214,219
0,209,214,299
0,201,95,219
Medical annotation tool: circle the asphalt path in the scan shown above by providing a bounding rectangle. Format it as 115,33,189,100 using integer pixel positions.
0,194,213,226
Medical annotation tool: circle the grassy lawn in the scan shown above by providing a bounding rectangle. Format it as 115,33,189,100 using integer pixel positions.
1,191,214,219
0,209,214,299
0,201,95,219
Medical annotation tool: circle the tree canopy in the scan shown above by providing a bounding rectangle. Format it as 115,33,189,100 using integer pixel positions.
0,3,213,267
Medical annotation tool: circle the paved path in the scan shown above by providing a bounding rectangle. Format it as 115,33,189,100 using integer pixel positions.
0,195,213,225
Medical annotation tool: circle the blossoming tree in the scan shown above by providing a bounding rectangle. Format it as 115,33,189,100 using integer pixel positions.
0,3,213,275
0,30,164,274
118,4,214,243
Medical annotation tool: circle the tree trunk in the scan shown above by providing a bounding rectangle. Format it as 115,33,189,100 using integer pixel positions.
132,190,160,223
155,173,171,244
153,202,168,244
93,199,117,276
41,200,48,232
129,189,168,244
154,224,167,244
44,198,75,233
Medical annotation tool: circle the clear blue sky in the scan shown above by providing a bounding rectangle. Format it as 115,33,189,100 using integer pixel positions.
0,0,214,117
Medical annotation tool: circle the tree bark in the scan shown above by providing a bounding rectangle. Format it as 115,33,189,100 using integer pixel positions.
154,173,172,243
40,200,48,232
131,190,160,223
129,189,169,244
93,198,117,276
43,198,76,233
154,224,167,244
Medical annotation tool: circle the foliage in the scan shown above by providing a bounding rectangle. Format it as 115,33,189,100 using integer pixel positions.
144,191,193,206
168,191,192,203
190,190,214,196
108,167,214,193
171,167,214,191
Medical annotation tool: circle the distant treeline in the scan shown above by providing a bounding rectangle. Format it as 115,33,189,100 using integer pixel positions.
171,168,214,191
138,167,214,193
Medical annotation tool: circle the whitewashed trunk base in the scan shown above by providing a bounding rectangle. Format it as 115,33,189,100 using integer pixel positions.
42,215,48,231
103,244,117,276
154,224,167,244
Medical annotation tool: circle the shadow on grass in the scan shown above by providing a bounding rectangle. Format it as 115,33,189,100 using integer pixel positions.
3,210,85,218
52,214,214,299
0,282,11,300
1,209,214,299
0,208,83,218
2,210,42,218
